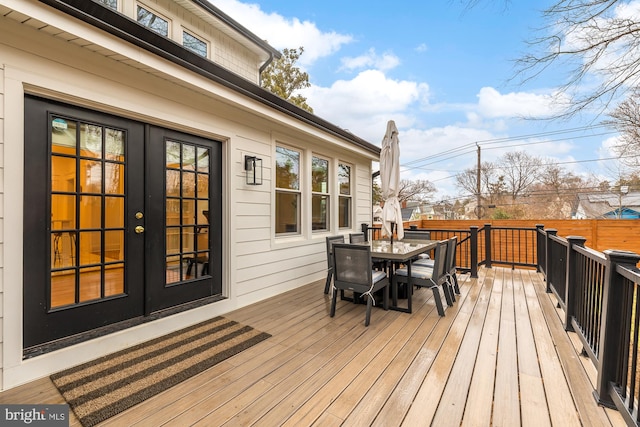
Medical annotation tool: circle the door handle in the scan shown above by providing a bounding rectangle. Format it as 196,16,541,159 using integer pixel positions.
135,226,145,234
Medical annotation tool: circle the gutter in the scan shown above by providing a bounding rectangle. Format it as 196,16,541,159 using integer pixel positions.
258,50,275,86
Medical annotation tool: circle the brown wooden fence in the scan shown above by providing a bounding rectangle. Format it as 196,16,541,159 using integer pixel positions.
406,219,640,255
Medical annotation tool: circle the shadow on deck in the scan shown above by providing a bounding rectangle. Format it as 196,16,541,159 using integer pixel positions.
0,266,627,426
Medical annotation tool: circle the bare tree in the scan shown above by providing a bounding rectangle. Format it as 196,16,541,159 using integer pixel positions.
605,90,640,169
397,179,437,204
528,161,599,218
496,151,543,200
514,0,640,118
454,161,499,200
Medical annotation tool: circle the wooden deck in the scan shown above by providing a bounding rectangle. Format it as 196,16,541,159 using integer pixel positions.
0,266,628,426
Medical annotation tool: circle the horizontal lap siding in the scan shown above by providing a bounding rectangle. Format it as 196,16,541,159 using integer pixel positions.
0,2,377,391
0,63,4,390
232,141,373,302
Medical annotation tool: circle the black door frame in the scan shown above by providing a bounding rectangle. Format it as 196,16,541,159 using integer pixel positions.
23,96,223,355
144,125,223,314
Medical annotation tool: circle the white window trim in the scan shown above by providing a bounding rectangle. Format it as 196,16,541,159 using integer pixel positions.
338,161,353,230
275,144,302,237
182,26,210,59
136,2,172,38
311,154,331,233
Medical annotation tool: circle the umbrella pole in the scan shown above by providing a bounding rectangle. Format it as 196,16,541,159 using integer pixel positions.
391,223,394,245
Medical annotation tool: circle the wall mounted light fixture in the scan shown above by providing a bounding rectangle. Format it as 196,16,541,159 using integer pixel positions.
244,155,263,185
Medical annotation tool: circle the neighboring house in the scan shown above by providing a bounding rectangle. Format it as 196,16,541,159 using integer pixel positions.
401,206,416,221
573,192,640,219
0,0,379,390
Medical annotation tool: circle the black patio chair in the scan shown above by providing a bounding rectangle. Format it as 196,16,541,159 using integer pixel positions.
331,243,389,326
393,240,452,316
403,230,431,260
413,236,459,296
443,236,460,295
324,235,345,294
349,232,366,243
403,230,431,240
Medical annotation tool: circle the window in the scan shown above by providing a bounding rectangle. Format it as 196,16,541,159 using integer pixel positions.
275,146,301,234
311,156,329,231
183,31,208,57
338,163,352,228
95,0,117,9
137,5,169,37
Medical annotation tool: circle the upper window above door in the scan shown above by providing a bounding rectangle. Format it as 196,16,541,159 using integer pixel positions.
137,4,170,37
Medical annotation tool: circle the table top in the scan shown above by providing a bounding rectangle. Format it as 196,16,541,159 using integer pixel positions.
369,239,437,262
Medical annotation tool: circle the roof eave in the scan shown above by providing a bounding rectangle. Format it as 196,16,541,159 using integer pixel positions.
36,0,379,156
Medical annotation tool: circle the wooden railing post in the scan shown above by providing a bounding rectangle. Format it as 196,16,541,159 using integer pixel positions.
470,226,478,278
545,229,557,293
564,236,587,332
484,223,492,269
536,224,544,273
595,250,640,408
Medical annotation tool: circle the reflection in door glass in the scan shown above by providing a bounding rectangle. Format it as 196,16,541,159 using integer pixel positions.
165,140,210,284
50,117,126,309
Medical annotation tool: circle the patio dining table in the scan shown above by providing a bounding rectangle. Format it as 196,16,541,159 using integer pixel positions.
369,239,438,314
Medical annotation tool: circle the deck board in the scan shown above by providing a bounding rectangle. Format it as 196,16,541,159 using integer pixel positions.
0,267,625,427
514,269,551,427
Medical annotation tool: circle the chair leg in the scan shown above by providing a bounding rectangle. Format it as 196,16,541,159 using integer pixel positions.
442,283,455,307
330,288,338,317
324,269,333,294
365,297,372,326
382,284,389,311
431,286,445,316
446,279,456,303
186,258,195,276
451,273,460,294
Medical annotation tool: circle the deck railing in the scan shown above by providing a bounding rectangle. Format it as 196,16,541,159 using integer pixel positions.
362,221,640,425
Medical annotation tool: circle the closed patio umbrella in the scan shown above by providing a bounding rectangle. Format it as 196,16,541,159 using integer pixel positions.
380,120,404,242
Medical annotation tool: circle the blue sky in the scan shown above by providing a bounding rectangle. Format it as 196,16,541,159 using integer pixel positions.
213,0,628,199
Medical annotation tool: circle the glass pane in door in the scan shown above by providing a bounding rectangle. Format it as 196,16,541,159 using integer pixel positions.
50,117,126,309
165,140,211,284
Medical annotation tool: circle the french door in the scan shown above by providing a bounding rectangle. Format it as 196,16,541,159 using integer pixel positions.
23,96,222,351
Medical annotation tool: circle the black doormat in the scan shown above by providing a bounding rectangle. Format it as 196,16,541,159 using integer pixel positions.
50,316,270,426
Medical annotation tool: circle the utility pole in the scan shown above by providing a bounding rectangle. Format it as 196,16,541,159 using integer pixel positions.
476,143,481,219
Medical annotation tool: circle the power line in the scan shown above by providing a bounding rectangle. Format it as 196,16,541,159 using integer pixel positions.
402,129,618,171
401,124,611,167
399,154,640,190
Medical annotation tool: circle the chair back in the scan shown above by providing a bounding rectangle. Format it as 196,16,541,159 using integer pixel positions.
349,232,366,243
431,240,448,285
445,236,457,273
404,230,431,240
333,243,372,289
326,235,345,269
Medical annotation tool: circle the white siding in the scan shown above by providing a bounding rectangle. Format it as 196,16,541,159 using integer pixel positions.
124,0,263,83
0,63,4,391
0,2,377,390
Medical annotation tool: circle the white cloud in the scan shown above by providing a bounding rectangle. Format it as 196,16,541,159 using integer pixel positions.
600,135,622,158
340,48,400,72
209,0,353,66
302,70,430,141
476,87,568,118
